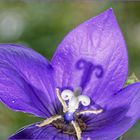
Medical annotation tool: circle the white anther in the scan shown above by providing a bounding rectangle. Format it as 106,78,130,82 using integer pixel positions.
61,89,74,101
78,95,91,106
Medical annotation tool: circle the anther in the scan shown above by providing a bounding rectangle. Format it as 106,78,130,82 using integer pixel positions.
56,88,68,113
71,121,81,140
76,109,103,116
36,115,62,127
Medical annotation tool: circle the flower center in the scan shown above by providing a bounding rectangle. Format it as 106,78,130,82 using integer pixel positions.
52,116,87,136
37,88,103,140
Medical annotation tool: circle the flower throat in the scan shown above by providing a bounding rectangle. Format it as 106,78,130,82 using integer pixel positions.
36,88,103,140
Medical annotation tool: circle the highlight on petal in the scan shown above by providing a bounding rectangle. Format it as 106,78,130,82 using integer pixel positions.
51,8,128,104
82,82,140,140
0,44,60,117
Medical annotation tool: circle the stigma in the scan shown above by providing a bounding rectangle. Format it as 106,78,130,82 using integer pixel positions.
61,88,91,113
61,88,91,122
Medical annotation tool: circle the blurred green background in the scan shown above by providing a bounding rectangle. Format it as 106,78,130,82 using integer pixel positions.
0,1,140,140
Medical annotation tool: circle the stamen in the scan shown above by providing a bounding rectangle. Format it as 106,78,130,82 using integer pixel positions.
36,115,62,127
76,109,103,116
71,120,81,140
56,88,68,113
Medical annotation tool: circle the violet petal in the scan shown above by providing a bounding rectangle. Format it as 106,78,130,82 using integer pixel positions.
0,44,60,117
83,82,140,140
51,8,128,104
9,123,75,140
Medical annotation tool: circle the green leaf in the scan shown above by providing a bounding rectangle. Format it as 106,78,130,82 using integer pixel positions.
125,73,139,86
117,136,123,140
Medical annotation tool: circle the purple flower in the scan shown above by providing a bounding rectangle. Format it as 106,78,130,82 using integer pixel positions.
0,8,140,140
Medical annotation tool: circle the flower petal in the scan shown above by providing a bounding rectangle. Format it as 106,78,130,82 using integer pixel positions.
83,82,140,140
9,123,75,140
0,44,59,117
9,124,59,140
51,8,128,103
0,63,47,117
